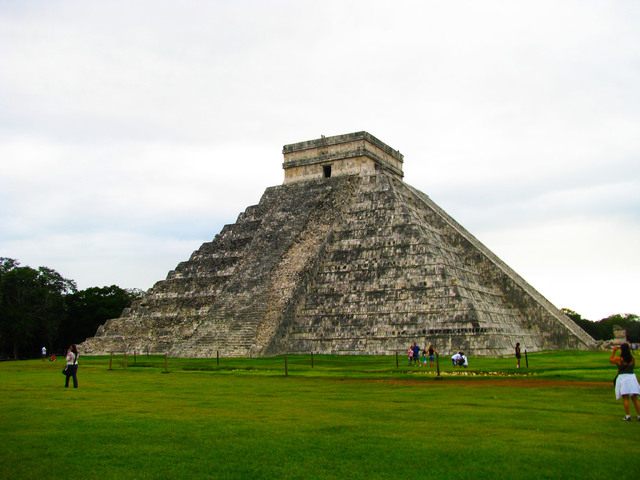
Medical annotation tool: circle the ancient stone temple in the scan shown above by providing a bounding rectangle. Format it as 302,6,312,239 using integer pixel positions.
81,132,595,357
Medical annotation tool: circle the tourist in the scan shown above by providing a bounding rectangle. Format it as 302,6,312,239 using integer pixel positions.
610,343,640,421
460,352,468,368
408,346,414,366
427,344,437,367
41,346,47,362
451,352,462,367
412,343,421,367
421,347,427,367
515,342,521,368
64,345,79,388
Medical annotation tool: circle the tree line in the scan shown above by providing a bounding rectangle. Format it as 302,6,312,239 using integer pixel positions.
562,309,639,343
0,258,143,359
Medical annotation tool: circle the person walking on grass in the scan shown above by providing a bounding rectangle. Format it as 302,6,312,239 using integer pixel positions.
64,345,79,389
408,346,414,366
610,343,640,421
515,342,521,369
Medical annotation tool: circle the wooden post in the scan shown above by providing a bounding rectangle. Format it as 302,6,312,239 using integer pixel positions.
311,351,314,369
109,352,113,370
435,352,442,379
525,349,529,368
395,350,398,368
284,352,288,376
217,350,220,366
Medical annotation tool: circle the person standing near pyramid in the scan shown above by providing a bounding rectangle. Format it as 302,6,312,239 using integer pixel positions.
610,343,640,421
427,344,437,368
412,343,421,367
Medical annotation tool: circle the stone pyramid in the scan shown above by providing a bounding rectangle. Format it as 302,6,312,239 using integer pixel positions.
81,132,594,357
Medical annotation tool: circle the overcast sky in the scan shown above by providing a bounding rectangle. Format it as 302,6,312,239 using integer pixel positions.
1,0,638,321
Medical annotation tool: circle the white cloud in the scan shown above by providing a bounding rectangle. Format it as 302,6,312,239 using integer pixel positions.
1,0,639,320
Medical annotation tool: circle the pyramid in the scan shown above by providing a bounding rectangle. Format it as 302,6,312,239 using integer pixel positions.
81,132,594,357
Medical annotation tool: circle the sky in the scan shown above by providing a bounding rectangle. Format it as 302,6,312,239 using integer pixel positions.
1,0,639,321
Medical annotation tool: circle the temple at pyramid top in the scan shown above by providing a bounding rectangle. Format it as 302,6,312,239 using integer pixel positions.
282,131,404,184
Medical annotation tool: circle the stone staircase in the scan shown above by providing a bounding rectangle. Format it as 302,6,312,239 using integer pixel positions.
82,176,358,357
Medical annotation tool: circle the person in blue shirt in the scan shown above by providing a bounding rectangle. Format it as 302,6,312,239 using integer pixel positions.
412,344,421,367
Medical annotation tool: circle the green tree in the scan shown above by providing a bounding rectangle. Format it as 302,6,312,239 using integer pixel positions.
627,321,640,343
561,308,640,343
37,266,78,352
0,258,76,358
561,308,598,339
0,257,19,274
63,285,142,347
599,313,639,343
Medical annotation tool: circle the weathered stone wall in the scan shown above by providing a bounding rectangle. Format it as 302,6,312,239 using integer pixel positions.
282,173,578,356
81,169,594,357
82,176,358,357
404,183,593,348
283,131,404,183
283,156,377,184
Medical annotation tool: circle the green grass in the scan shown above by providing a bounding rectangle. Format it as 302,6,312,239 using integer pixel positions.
1,351,637,479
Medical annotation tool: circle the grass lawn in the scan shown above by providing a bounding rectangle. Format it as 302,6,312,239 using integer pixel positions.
1,351,638,479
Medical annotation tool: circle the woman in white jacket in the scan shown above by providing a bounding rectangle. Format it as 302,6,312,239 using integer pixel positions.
64,345,79,388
